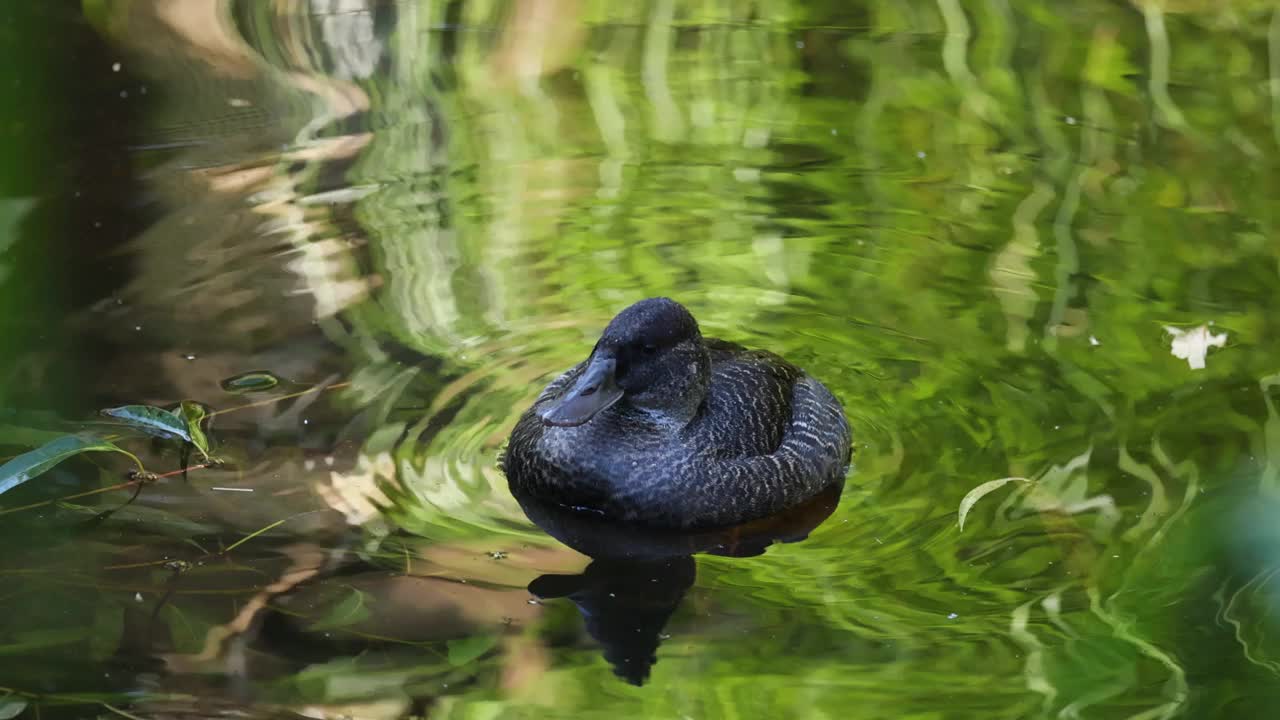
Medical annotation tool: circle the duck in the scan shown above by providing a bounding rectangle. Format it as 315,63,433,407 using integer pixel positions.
503,297,852,530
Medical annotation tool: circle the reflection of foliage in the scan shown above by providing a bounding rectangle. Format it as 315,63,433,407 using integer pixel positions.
0,402,219,497
333,0,1280,716
7,0,1280,717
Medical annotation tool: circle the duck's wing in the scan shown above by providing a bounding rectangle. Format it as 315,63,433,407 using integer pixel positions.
695,340,801,457
693,375,851,527
622,373,852,529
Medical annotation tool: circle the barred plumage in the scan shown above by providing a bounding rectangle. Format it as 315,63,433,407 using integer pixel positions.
503,298,852,530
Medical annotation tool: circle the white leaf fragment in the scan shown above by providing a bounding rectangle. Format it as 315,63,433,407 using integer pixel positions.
1164,324,1227,370
958,477,1033,532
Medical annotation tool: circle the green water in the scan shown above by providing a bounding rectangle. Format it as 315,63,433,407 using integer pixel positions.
3,1,1280,717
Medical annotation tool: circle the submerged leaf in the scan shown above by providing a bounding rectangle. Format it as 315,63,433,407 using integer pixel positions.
0,424,74,447
0,695,27,720
0,434,143,496
311,588,372,631
447,634,498,667
177,401,212,459
0,626,90,656
958,477,1032,532
102,404,190,442
220,371,280,393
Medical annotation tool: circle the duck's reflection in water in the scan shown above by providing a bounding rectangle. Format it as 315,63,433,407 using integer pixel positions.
530,556,695,685
516,482,844,685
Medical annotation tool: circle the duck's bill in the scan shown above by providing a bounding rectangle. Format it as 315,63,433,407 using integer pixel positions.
540,355,623,427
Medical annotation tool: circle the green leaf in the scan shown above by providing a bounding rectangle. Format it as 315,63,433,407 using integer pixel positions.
56,500,219,536
101,405,190,442
0,695,27,720
0,197,36,256
220,371,280,393
0,434,143,496
446,634,498,667
89,604,125,662
0,424,73,447
957,477,1032,532
0,626,90,656
310,588,372,631
176,401,212,459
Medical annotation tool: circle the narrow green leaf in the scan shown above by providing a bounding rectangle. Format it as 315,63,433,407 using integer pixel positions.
90,603,126,662
220,371,280,393
446,634,498,667
176,401,211,459
0,434,143,496
0,626,90,655
223,515,292,553
0,695,27,720
958,477,1032,532
0,197,36,255
101,405,190,442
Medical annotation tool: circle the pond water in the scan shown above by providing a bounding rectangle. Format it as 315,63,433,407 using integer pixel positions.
3,1,1280,718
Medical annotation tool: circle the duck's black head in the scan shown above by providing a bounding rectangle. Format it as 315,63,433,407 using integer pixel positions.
540,298,710,427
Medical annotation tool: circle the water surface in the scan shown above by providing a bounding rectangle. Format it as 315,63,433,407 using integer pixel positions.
2,1,1280,718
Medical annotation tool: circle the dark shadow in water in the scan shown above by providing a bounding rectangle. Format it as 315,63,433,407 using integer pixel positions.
530,556,696,685
515,483,844,685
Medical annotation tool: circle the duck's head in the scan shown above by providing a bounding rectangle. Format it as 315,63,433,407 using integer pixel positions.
541,297,710,428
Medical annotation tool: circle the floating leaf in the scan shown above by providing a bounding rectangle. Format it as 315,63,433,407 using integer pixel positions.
101,405,190,442
0,695,27,720
220,371,280,394
447,634,498,667
176,401,212,459
0,434,143,496
958,477,1032,532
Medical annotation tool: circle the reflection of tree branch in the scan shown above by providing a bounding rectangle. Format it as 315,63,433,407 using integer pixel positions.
132,561,193,656
82,480,146,527
153,0,258,78
490,0,585,88
161,543,329,674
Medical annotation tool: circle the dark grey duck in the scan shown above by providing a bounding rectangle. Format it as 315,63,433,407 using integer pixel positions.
503,297,852,530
